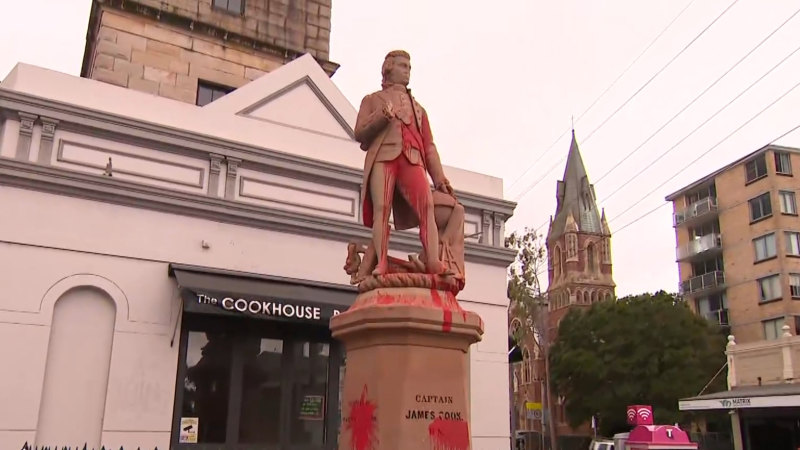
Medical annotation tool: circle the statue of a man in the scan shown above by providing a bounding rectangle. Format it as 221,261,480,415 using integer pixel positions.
354,50,452,276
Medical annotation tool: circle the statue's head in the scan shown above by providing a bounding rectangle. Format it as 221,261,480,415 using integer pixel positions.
381,50,411,88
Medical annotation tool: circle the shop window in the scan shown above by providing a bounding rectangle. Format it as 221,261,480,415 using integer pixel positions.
779,191,797,215
745,154,768,183
212,0,244,15
174,315,341,448
775,151,793,175
758,275,782,303
749,193,772,222
753,233,776,262
786,231,800,256
763,317,784,340
795,316,800,336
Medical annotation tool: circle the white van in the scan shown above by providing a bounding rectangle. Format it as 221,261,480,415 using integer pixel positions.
589,439,615,450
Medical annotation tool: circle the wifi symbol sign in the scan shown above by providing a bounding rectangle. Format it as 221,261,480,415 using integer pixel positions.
626,405,654,425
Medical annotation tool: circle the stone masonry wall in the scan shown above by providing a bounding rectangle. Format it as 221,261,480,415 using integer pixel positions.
87,0,333,104
128,0,332,60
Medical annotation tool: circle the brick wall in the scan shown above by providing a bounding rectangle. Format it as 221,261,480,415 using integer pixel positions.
84,0,335,104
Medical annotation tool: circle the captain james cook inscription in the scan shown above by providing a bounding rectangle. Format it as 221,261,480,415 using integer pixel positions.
404,394,463,420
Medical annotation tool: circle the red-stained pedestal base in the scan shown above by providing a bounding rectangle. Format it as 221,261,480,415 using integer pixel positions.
330,287,483,450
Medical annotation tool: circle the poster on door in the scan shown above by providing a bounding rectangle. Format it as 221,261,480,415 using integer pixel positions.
179,417,199,443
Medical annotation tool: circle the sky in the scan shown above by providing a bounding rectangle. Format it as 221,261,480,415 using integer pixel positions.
3,0,800,297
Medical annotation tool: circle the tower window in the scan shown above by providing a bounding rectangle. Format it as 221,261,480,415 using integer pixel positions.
213,0,245,15
197,81,235,106
586,243,596,272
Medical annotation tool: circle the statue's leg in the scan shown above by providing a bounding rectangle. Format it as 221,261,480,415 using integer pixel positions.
395,160,444,275
369,161,396,275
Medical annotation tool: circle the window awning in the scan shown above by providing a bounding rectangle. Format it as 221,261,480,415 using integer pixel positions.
168,263,356,325
678,384,800,411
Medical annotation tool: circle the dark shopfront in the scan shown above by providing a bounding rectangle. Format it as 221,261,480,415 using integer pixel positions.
168,264,356,450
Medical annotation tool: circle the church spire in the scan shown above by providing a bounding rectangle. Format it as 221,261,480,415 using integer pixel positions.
548,130,603,243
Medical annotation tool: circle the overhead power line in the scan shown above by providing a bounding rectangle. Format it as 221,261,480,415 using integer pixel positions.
510,0,741,202
506,0,699,192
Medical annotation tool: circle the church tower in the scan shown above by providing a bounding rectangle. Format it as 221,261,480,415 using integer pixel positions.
80,0,338,106
544,130,615,437
546,130,615,328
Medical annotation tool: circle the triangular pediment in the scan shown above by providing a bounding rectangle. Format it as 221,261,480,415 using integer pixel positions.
239,76,353,139
201,54,355,140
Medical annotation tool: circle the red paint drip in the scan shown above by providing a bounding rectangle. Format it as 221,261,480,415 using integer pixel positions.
345,385,378,450
445,291,467,322
430,289,452,332
429,418,470,450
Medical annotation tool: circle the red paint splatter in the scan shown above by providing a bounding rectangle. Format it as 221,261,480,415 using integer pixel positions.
345,385,378,450
430,289,452,332
429,418,470,450
445,291,467,322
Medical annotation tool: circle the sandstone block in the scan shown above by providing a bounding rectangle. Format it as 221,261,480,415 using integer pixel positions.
101,10,146,35
316,0,331,6
114,58,145,78
319,27,329,40
94,54,115,71
320,5,331,18
245,66,266,80
306,24,319,38
176,74,198,91
143,23,193,49
144,66,178,85
189,64,248,89
147,39,183,57
97,26,117,43
116,30,147,52
96,39,132,61
128,77,159,95
306,2,319,15
132,49,189,75
159,83,196,104
92,67,128,87
185,50,245,76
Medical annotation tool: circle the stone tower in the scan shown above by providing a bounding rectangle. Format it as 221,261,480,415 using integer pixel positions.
544,130,616,437
80,0,337,105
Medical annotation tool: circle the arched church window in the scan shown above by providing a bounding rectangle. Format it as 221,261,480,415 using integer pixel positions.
567,234,578,259
522,348,532,383
587,243,596,272
554,246,563,279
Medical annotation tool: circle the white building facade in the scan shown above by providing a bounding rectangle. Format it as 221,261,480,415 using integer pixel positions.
0,56,516,450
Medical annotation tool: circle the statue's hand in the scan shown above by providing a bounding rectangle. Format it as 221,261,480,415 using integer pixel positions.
436,179,455,197
382,102,395,119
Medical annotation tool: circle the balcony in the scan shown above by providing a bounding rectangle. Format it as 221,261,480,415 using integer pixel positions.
680,270,725,296
676,233,723,262
674,197,718,227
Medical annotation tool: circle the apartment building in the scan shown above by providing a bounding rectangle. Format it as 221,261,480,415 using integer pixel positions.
666,145,800,343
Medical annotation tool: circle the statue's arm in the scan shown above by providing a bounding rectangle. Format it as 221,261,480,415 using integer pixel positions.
421,108,449,190
354,94,390,149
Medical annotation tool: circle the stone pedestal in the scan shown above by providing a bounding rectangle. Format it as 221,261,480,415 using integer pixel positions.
330,286,483,450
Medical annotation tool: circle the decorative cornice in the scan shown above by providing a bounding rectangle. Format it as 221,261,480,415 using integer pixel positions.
0,88,516,217
0,158,517,267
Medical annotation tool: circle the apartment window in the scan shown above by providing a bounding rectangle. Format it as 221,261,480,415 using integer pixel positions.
775,151,793,175
790,274,800,299
212,0,244,14
763,317,784,340
753,233,777,262
749,192,772,222
758,274,782,303
745,154,768,183
197,81,235,106
696,293,728,325
780,191,797,215
787,231,800,256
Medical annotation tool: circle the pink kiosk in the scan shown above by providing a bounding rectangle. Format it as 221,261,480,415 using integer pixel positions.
614,405,698,450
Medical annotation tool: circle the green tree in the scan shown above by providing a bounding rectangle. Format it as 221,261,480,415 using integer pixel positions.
505,228,558,449
548,290,727,437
